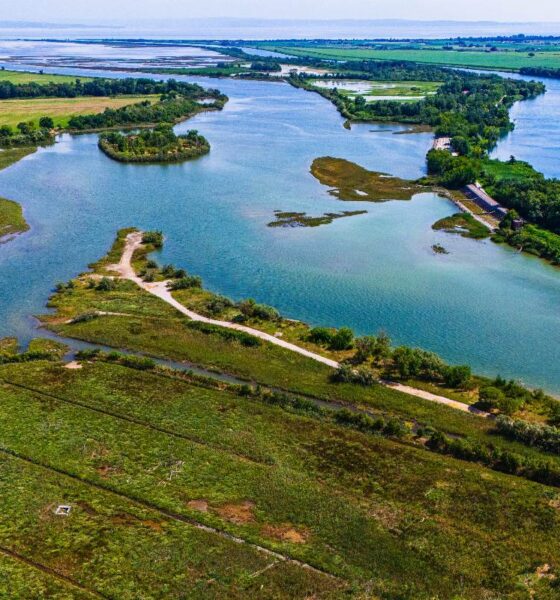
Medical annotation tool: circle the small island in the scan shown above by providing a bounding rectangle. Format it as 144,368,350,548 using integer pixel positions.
311,156,427,202
268,209,367,228
98,124,210,163
432,212,490,239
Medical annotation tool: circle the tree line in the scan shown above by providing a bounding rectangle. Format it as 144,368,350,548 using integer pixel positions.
0,76,224,100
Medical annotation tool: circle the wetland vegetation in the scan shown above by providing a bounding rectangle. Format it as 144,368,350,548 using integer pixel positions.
268,209,367,227
311,156,427,201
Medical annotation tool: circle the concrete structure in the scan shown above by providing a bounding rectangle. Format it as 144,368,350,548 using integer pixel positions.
463,183,509,220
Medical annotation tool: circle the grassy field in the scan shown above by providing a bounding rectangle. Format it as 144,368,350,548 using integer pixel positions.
0,69,92,85
0,196,28,239
261,45,560,71
1,357,560,598
481,158,541,183
0,95,158,129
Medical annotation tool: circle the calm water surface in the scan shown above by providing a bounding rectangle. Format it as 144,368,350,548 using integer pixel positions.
0,68,559,392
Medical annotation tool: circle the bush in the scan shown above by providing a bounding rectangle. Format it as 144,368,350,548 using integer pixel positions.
477,386,505,410
331,365,376,386
39,116,54,129
237,299,279,321
207,295,234,315
142,230,163,248
96,277,117,292
443,365,472,389
70,312,99,324
186,321,261,347
168,276,202,290
308,327,334,345
329,327,354,351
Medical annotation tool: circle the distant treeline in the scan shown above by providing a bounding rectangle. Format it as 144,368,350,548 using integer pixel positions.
0,76,224,100
519,66,560,79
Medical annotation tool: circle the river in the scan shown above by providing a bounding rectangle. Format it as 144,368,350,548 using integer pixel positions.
0,55,559,393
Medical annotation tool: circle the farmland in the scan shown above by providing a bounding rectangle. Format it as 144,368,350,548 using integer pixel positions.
257,44,560,71
0,69,93,85
0,95,158,128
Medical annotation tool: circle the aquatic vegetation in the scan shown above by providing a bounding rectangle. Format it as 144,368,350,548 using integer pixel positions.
311,156,427,201
268,209,366,227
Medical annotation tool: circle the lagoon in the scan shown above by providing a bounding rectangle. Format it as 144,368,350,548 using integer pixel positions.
0,68,559,392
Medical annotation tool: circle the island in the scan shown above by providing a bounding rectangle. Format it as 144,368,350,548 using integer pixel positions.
98,125,210,163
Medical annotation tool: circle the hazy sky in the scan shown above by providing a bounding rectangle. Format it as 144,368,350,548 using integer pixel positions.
6,0,560,23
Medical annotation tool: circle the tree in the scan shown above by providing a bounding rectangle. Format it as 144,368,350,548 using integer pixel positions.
39,116,54,129
443,365,472,389
372,330,391,364
392,346,422,379
354,336,376,363
17,121,33,134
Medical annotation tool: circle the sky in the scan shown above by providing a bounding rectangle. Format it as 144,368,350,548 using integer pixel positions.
4,0,560,23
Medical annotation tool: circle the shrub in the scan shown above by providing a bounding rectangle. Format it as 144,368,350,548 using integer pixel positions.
329,327,354,351
39,116,54,129
168,276,202,290
96,277,117,292
496,416,560,454
207,295,234,315
237,299,279,321
443,365,472,388
186,321,261,347
308,327,334,345
477,386,505,410
331,365,376,386
142,230,163,248
70,312,99,324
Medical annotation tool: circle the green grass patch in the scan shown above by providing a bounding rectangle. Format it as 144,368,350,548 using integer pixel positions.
0,196,28,240
0,69,92,85
0,147,36,171
481,158,541,184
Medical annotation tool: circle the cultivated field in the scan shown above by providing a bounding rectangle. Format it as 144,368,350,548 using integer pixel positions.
0,69,92,85
0,95,158,128
260,45,560,71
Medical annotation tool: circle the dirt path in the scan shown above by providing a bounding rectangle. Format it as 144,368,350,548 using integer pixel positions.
110,232,490,418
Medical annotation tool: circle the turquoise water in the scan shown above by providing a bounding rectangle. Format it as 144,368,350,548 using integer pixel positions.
0,72,559,393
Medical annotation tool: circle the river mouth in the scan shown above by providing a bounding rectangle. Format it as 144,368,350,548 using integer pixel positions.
0,51,559,394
